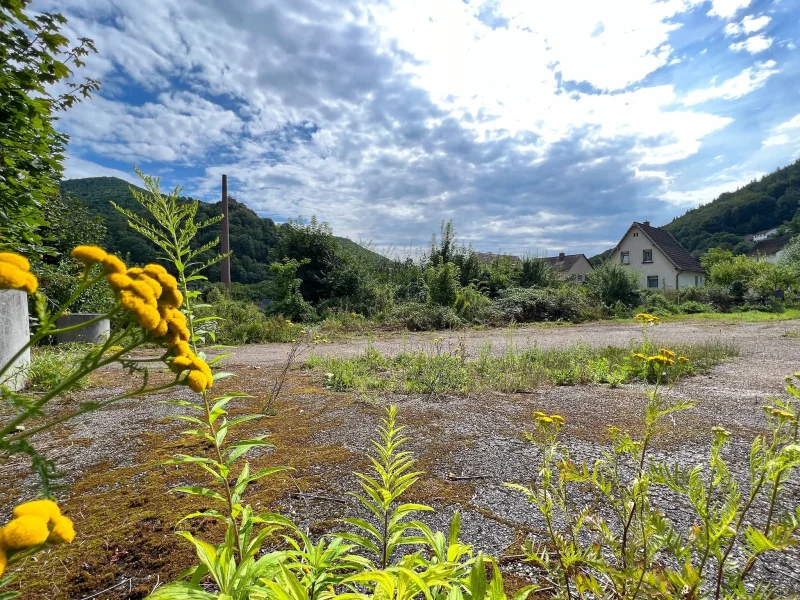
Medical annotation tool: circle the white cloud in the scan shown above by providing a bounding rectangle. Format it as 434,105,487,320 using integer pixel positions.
662,172,761,206
64,156,140,184
729,35,773,53
762,114,800,147
724,14,771,36
707,0,752,19
682,60,778,105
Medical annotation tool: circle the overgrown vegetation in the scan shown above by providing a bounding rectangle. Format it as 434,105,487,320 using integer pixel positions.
305,327,739,394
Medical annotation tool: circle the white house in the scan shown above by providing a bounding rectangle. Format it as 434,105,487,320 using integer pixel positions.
751,228,779,242
747,235,792,263
609,221,705,290
544,253,592,282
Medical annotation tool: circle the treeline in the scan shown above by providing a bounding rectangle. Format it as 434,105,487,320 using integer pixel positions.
664,159,800,254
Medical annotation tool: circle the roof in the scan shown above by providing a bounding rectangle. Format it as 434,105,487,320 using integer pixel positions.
544,253,589,271
616,222,705,273
753,227,779,236
475,252,521,265
747,235,792,257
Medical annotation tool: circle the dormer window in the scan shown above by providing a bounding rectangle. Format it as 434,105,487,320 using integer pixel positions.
642,249,652,263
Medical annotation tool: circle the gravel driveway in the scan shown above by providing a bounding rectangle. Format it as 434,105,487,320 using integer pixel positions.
5,318,800,598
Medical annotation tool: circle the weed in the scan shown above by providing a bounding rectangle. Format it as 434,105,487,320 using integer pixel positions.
25,344,93,392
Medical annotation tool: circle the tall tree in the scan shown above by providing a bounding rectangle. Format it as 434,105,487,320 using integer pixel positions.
0,0,99,252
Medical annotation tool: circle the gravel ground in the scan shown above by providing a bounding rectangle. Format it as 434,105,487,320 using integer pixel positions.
5,318,800,597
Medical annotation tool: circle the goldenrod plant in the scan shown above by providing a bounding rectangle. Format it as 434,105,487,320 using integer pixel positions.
508,317,800,600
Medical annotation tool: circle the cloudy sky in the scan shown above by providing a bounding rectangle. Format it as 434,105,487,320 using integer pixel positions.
46,0,800,256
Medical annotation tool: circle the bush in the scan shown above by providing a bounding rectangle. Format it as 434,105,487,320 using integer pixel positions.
680,300,712,314
208,297,304,344
493,286,588,323
454,285,491,322
26,344,91,392
389,302,461,331
424,261,460,307
36,260,114,314
638,289,680,315
587,260,640,308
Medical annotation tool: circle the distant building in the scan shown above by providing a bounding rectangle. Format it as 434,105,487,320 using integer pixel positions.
544,253,593,282
752,228,779,242
609,221,705,290
747,235,792,263
475,252,521,265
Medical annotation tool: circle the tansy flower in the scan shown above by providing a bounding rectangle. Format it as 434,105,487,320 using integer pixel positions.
2,516,50,549
0,262,37,294
678,356,689,364
659,349,676,359
0,547,6,577
187,370,210,392
48,515,75,544
71,245,107,265
12,499,60,521
0,252,30,271
632,353,646,360
102,255,127,275
106,273,134,291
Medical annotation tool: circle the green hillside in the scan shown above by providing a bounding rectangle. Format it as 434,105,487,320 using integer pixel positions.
663,159,800,254
59,177,387,284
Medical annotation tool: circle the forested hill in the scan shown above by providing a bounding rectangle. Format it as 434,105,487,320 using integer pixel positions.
663,159,800,254
59,177,386,283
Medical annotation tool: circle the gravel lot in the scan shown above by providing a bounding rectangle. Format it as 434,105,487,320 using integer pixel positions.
5,318,800,598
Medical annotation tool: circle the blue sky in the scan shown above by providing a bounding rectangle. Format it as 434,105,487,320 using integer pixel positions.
45,0,800,256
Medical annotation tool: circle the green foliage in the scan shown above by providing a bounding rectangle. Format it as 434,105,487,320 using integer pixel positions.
779,234,800,276
494,286,589,323
510,361,800,599
425,262,461,307
35,260,114,313
588,260,640,308
664,159,800,254
307,334,738,394
25,344,90,392
204,294,303,344
519,254,560,288
269,258,317,322
389,302,462,331
0,1,99,251
455,285,492,322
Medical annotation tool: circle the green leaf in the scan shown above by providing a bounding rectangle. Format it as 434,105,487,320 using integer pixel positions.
173,486,226,502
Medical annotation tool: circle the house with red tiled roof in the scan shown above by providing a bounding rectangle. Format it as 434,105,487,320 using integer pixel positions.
609,221,705,290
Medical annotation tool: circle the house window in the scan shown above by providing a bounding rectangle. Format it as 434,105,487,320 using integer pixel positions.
633,232,638,237
695,275,699,287
621,252,630,264
642,249,652,263
647,276,659,289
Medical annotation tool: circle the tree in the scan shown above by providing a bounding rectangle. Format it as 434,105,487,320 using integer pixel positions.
700,247,734,273
424,262,460,307
272,217,336,303
779,235,800,277
0,0,100,251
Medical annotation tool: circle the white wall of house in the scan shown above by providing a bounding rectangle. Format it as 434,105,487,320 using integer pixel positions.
610,225,703,290
753,228,778,242
565,256,593,282
678,272,705,288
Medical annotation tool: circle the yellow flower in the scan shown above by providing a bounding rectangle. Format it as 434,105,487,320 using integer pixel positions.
106,273,133,291
12,499,60,521
187,370,209,392
678,356,689,364
143,264,168,276
551,415,565,424
771,408,795,420
71,245,107,265
0,546,6,577
0,252,30,271
48,515,75,544
2,516,49,549
632,353,646,360
659,349,676,359
0,262,38,294
102,254,126,274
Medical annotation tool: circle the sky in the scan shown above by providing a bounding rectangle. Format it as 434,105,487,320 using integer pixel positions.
44,0,800,256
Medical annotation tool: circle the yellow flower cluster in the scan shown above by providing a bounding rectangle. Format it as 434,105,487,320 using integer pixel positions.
0,253,38,294
534,411,565,426
634,313,660,323
70,246,213,393
0,500,74,576
632,349,687,367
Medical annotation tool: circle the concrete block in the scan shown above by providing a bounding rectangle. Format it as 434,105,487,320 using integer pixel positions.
0,289,31,391
56,314,111,344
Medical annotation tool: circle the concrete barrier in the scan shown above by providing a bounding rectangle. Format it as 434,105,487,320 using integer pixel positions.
0,289,31,391
56,314,111,344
